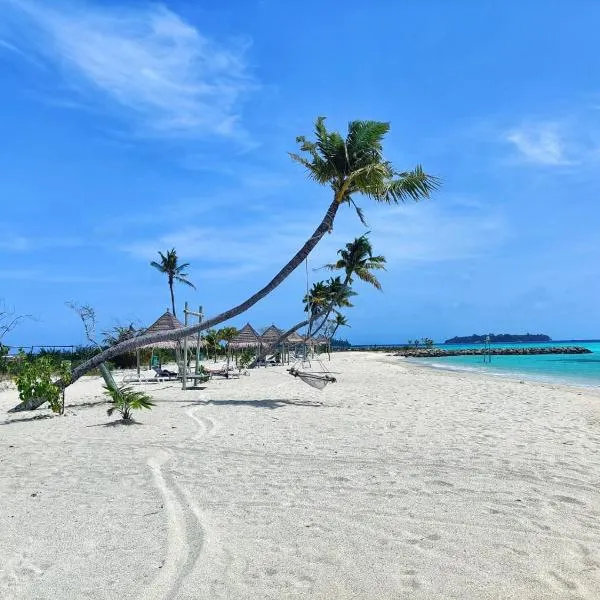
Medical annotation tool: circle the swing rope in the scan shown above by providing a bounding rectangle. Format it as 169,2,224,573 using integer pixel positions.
287,257,337,390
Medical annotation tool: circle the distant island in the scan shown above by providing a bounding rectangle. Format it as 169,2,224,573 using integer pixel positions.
445,333,551,344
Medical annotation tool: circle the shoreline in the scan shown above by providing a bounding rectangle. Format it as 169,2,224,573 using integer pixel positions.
399,354,600,391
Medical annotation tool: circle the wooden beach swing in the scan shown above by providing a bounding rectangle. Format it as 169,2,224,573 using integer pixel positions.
287,258,337,390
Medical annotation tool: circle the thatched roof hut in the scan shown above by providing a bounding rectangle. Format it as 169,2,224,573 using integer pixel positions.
286,331,304,344
230,323,261,349
260,325,283,347
141,310,202,349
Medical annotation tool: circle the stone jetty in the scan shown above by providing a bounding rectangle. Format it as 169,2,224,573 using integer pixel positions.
395,346,591,358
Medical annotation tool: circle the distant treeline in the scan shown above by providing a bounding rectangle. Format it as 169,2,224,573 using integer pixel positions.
331,338,351,348
445,333,551,344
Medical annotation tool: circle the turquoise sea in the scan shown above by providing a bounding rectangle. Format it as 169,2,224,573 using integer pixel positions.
407,341,600,388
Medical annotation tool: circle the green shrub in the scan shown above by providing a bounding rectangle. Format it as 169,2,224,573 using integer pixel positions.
238,349,255,370
15,355,71,414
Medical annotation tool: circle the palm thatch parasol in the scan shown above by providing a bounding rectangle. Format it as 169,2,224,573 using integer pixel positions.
260,325,284,347
286,331,304,344
141,310,203,349
230,323,262,349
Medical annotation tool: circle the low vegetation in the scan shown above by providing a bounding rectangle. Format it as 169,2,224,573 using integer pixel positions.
104,385,155,422
15,354,71,414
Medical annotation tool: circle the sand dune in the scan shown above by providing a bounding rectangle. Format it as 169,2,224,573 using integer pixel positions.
1,352,600,599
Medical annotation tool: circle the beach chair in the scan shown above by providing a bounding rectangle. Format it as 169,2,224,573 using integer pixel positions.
152,367,178,381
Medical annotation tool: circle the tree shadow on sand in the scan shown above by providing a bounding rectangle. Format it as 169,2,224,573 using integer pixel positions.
183,398,323,409
65,399,110,410
86,419,143,427
0,413,55,426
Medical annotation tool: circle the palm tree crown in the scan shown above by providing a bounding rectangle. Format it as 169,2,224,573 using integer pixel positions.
303,277,356,318
291,117,440,223
325,233,386,290
150,248,196,317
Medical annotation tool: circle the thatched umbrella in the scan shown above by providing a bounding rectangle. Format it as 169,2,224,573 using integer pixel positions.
230,323,261,349
136,310,202,375
142,310,187,349
260,325,283,347
286,331,304,344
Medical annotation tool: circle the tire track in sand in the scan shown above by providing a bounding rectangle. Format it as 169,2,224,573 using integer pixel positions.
139,408,216,600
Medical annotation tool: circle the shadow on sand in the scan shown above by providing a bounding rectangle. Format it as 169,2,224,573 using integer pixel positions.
183,398,323,410
85,418,143,428
0,413,55,426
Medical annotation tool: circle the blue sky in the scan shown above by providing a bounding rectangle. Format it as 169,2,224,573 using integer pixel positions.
1,0,600,347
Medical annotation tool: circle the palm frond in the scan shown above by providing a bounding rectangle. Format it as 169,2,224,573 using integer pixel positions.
345,120,390,159
379,166,441,203
355,269,383,290
175,276,196,289
350,199,368,226
150,261,165,272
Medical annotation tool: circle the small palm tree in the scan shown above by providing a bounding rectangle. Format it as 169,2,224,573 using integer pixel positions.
150,249,196,317
304,277,355,336
325,234,386,290
218,326,239,370
104,385,155,422
330,313,349,339
204,329,221,362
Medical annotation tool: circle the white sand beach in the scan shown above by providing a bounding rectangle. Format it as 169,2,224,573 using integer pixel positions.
1,352,600,599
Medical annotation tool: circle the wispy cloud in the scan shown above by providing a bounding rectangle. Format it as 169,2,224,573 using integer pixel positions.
0,269,115,284
503,121,572,165
1,0,256,140
121,197,507,279
0,231,87,252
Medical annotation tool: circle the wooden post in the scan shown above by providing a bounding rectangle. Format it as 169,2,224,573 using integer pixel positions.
196,305,203,375
183,301,188,390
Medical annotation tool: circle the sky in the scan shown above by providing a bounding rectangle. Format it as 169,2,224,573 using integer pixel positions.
1,0,600,347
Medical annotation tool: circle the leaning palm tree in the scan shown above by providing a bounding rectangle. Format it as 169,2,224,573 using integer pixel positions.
329,313,349,339
311,233,386,336
150,249,196,317
10,117,438,408
325,234,386,290
303,277,356,336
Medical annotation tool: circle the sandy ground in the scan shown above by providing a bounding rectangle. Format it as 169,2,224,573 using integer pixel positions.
1,352,600,599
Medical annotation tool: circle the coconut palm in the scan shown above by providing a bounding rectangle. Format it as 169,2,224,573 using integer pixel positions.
303,277,356,336
325,234,386,290
204,329,221,362
13,118,437,404
311,233,386,336
329,313,349,339
150,249,196,317
218,326,239,369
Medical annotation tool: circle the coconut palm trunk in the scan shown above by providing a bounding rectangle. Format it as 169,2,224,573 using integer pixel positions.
169,278,176,316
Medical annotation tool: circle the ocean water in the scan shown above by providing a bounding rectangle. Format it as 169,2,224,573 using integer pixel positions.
406,341,600,388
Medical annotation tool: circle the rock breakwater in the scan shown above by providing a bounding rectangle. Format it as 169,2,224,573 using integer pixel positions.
396,346,591,358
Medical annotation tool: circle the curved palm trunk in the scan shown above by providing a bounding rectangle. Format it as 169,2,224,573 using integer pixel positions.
8,199,342,411
308,274,351,339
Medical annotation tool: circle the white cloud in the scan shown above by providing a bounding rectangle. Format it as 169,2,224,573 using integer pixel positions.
1,1,255,140
503,122,571,165
121,197,507,279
